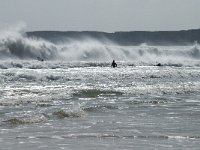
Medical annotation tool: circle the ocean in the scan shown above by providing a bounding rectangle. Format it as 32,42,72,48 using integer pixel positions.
0,28,200,150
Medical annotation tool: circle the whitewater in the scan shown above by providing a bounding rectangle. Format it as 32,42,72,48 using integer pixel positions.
0,27,200,150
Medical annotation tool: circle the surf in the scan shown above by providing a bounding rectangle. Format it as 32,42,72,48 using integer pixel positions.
0,25,200,67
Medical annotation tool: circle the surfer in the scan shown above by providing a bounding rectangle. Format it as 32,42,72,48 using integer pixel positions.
111,60,117,68
156,63,162,66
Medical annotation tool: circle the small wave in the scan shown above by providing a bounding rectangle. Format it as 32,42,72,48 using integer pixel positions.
81,62,110,67
164,63,183,67
28,65,46,69
46,75,61,81
118,82,200,96
149,75,161,79
126,99,168,105
36,103,52,107
58,133,200,140
0,64,8,69
82,104,118,112
3,115,47,126
17,74,37,81
11,62,23,68
3,72,15,77
153,63,183,67
188,46,200,59
53,110,84,119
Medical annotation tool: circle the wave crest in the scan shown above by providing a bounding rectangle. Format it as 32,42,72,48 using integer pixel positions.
53,109,84,119
0,26,200,66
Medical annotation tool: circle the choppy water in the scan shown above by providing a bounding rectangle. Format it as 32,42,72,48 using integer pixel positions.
0,26,200,149
0,60,200,150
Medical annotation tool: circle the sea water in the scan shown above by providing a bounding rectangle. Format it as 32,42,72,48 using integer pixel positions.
0,61,200,150
0,28,200,149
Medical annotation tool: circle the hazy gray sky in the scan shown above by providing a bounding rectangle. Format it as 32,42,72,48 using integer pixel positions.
0,0,200,32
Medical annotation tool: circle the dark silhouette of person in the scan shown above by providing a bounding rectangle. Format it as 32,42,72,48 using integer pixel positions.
111,60,117,68
157,63,162,66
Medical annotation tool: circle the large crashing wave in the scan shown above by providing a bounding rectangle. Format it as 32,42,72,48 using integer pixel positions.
0,26,59,60
0,26,200,66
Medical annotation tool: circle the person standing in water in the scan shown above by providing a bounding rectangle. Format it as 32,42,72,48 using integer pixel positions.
111,60,117,68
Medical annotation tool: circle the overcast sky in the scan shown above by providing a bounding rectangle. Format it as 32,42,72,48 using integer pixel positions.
0,0,200,32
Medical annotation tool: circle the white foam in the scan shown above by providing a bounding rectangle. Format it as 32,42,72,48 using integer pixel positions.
0,25,200,66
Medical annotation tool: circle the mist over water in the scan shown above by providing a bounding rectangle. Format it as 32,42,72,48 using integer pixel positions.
0,25,200,66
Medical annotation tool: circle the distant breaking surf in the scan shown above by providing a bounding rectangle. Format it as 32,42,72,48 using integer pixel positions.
0,25,200,67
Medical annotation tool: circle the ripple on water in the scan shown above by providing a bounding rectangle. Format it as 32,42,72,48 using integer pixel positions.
73,89,123,98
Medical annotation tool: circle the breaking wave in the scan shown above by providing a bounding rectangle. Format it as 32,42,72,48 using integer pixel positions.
0,25,200,66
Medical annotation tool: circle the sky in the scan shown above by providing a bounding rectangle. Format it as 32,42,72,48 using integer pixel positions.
0,0,200,32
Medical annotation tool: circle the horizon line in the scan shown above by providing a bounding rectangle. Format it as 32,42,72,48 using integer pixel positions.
26,28,200,33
